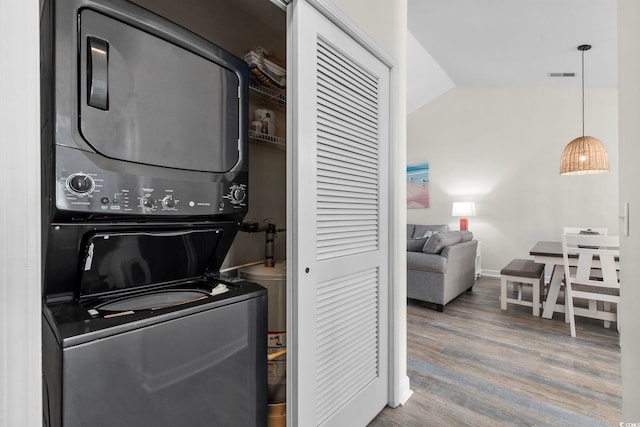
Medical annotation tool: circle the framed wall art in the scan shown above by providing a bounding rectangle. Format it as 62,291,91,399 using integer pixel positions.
407,162,429,209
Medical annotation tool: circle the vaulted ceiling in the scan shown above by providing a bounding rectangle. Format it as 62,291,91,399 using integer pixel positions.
407,0,617,111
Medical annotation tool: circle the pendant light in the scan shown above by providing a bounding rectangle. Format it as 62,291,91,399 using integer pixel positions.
559,44,609,175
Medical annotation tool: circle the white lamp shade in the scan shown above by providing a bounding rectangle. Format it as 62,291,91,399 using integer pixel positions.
452,202,476,217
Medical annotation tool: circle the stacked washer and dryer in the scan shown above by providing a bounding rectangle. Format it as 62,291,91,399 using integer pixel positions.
40,0,267,425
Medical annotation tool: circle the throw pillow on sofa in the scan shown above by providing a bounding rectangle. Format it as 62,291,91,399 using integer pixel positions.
422,231,464,254
407,237,429,252
408,229,444,252
422,230,434,238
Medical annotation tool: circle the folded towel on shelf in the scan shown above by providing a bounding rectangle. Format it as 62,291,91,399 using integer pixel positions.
244,47,286,89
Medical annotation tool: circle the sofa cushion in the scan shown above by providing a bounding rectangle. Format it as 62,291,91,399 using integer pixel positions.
422,231,463,254
407,237,429,252
407,224,416,239
407,251,447,274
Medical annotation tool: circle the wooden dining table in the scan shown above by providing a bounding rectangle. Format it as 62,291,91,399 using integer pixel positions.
529,241,620,320
529,241,567,319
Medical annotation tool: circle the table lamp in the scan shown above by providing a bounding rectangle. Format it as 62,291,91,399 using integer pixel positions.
452,202,475,231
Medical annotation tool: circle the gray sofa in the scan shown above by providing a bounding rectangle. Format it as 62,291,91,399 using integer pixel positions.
407,224,478,311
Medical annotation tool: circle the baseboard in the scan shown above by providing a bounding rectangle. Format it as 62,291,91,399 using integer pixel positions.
481,269,500,278
397,376,413,406
388,375,412,408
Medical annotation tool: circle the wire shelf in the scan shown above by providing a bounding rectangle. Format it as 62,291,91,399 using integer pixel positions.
249,83,286,107
249,130,286,150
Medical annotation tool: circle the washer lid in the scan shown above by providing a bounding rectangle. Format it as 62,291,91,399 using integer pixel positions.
79,228,224,298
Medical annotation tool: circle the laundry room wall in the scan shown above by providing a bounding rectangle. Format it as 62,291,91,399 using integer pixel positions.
132,0,288,269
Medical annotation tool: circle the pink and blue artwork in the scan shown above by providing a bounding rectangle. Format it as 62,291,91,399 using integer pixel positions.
407,162,429,209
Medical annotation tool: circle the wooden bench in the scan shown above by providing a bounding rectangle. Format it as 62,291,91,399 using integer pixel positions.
500,259,545,316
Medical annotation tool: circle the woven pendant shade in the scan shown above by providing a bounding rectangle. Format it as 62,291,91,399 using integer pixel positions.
560,136,609,175
560,44,609,175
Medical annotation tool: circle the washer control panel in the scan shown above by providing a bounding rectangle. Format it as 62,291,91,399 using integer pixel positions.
55,149,247,216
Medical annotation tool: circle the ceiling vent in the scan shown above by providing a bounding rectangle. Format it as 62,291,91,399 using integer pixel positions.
549,72,576,78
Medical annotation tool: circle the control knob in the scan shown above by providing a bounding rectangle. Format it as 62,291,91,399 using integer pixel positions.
142,196,157,209
230,187,246,204
66,173,95,195
161,195,176,210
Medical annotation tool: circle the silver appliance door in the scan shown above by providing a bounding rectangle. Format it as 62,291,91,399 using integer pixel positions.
78,9,240,173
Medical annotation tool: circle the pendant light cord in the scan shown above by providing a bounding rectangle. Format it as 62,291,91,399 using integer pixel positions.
581,47,585,138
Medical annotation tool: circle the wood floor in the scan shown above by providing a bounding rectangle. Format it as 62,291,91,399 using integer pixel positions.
369,276,621,427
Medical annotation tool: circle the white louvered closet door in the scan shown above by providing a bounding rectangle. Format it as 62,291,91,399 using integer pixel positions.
288,1,390,425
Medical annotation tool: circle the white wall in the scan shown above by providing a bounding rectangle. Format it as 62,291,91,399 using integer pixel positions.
0,1,42,426
408,87,619,275
618,0,640,420
332,0,405,60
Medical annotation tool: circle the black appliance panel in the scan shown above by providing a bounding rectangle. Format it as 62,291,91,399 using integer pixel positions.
55,148,247,217
79,228,223,297
79,9,240,174
49,0,249,218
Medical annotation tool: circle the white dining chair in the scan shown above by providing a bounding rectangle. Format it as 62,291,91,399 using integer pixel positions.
562,226,608,236
547,228,608,304
561,233,620,338
559,226,609,309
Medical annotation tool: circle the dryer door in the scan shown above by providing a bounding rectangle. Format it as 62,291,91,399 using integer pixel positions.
78,9,240,173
